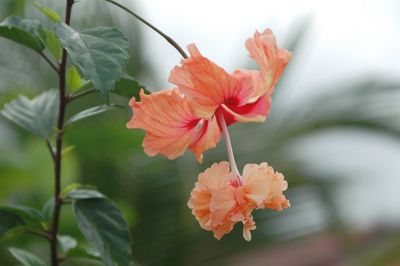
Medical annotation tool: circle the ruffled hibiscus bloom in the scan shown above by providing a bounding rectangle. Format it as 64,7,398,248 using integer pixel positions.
188,161,290,241
127,29,291,162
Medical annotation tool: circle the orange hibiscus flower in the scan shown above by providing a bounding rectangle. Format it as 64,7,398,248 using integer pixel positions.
187,161,290,241
127,29,291,162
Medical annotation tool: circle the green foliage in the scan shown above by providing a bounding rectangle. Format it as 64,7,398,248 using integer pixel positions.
66,65,84,92
66,189,104,200
114,73,147,99
54,23,130,102
40,29,62,61
72,197,133,266
0,206,44,229
34,4,61,22
1,89,59,139
0,16,45,52
9,247,46,266
65,105,118,126
0,209,25,238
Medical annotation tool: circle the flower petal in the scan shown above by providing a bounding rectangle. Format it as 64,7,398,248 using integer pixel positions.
127,88,209,160
219,94,271,126
169,44,252,118
189,117,221,162
245,29,291,96
242,162,290,210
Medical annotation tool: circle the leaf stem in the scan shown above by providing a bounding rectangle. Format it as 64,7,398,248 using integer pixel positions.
46,140,55,162
67,87,96,103
102,0,188,59
50,0,74,265
39,52,59,73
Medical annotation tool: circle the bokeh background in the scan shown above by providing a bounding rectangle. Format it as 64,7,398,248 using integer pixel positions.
1,0,400,265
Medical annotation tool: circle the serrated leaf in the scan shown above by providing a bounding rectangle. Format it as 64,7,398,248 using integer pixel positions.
64,105,117,126
72,198,133,266
40,29,62,60
9,248,46,266
34,4,61,22
58,235,77,254
0,209,25,238
67,189,104,200
113,73,148,99
0,16,45,52
66,65,84,92
1,89,59,139
54,23,130,102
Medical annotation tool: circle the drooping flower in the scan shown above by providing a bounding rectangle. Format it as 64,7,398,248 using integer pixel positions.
126,29,291,161
187,161,290,241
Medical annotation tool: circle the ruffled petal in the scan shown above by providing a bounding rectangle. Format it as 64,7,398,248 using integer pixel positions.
169,44,252,118
245,29,291,96
127,89,219,162
189,117,221,162
242,162,290,210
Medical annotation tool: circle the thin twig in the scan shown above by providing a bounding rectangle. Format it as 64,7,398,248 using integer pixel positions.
67,88,96,103
26,229,51,240
102,0,188,59
46,140,55,162
39,52,59,73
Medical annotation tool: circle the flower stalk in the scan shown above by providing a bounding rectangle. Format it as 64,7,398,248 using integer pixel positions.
216,111,242,183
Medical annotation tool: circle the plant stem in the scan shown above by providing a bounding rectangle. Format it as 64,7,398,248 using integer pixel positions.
216,111,242,180
50,1,74,265
102,0,188,59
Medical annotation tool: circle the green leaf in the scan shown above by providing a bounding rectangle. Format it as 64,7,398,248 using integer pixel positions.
0,209,25,238
40,29,62,60
72,198,133,266
65,105,117,126
67,247,101,260
54,23,130,102
67,189,104,200
9,248,46,266
0,16,44,52
1,89,59,139
1,206,44,229
34,4,61,22
113,73,148,99
66,65,84,92
58,235,77,254
42,197,54,222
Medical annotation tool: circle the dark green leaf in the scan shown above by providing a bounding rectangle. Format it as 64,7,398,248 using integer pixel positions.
54,23,130,101
65,105,117,126
58,235,77,254
34,4,61,22
0,209,24,238
0,16,44,52
113,73,148,99
9,248,46,266
72,198,133,266
1,206,44,229
66,65,84,92
67,189,104,200
1,89,59,139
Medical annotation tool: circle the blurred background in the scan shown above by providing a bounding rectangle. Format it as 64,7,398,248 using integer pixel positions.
1,0,400,265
